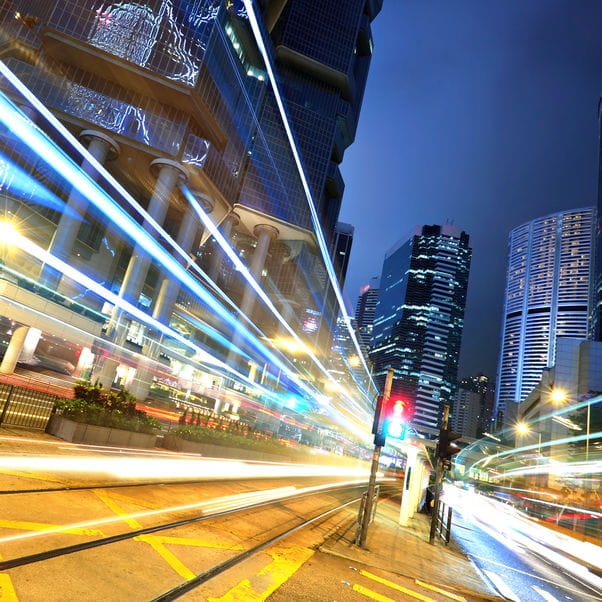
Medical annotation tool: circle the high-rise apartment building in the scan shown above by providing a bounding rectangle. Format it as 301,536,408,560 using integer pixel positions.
369,225,472,430
0,1,380,424
355,277,379,349
495,208,596,420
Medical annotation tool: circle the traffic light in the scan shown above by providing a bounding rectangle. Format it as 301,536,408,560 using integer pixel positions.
382,398,407,440
437,427,462,470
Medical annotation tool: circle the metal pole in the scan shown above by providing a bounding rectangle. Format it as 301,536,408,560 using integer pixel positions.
429,404,449,544
357,367,393,548
586,402,590,462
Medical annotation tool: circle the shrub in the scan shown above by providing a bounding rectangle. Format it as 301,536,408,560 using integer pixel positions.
55,381,161,434
170,424,298,457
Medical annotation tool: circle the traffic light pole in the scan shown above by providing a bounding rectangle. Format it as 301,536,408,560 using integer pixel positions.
429,404,449,544
356,367,394,548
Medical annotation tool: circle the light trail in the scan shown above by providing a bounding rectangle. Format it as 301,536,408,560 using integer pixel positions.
240,1,376,393
0,479,372,544
0,61,377,440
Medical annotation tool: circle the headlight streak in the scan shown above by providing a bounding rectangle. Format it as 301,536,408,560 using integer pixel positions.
457,395,601,466
0,479,371,545
240,1,375,395
466,430,602,474
182,186,377,420
448,487,602,591
0,63,375,438
489,458,602,480
0,93,324,409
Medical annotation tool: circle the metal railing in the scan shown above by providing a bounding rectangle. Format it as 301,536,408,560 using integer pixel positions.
0,382,61,430
434,500,453,545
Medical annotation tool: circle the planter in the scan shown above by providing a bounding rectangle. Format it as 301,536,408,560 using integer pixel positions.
162,434,291,462
47,414,157,449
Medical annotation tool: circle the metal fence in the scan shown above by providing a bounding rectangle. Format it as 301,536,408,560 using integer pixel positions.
0,382,61,430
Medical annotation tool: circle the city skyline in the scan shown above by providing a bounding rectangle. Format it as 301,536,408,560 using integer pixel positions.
340,0,602,381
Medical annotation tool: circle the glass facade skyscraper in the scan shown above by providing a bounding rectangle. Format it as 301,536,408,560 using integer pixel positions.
369,225,472,430
495,207,596,420
0,1,380,436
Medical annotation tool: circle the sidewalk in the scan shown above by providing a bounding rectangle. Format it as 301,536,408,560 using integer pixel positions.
267,495,503,601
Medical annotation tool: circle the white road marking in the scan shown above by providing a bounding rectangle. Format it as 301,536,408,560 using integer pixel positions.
532,585,560,602
484,570,521,602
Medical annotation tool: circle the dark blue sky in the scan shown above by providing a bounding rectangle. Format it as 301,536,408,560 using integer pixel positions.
340,0,602,381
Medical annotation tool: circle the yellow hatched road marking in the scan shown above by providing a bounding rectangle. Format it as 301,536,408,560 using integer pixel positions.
353,583,396,601
95,492,142,530
0,519,104,537
0,552,18,602
359,570,437,602
0,574,18,601
136,534,244,550
415,579,466,601
96,493,200,580
136,536,196,580
207,545,314,601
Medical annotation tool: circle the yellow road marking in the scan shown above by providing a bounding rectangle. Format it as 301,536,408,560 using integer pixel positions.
0,470,65,483
138,535,244,550
0,519,104,537
0,552,18,602
0,574,18,601
415,579,466,601
96,490,159,510
359,570,437,602
95,492,143,530
96,493,199,580
135,536,196,580
207,545,314,601
353,584,395,601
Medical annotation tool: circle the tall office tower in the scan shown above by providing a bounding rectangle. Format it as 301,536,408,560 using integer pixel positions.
450,386,480,439
265,0,381,240
452,374,493,438
355,277,379,349
495,208,596,421
331,222,354,288
369,225,472,430
0,1,381,424
593,99,602,341
263,0,382,356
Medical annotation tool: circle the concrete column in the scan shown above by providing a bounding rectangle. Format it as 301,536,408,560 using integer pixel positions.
41,130,120,289
207,211,240,282
153,191,214,325
117,159,188,307
95,159,187,391
239,224,279,319
128,193,214,401
19,104,37,121
0,326,31,374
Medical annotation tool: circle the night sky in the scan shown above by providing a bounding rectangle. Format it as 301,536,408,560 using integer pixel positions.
340,0,602,381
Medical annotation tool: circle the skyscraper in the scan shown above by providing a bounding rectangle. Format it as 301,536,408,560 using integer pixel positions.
0,1,380,427
495,207,596,421
369,225,472,430
355,276,379,349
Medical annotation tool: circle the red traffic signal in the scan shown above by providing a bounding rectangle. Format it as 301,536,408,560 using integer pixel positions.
382,398,407,439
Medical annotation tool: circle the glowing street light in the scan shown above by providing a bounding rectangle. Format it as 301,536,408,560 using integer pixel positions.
550,389,567,403
515,422,541,453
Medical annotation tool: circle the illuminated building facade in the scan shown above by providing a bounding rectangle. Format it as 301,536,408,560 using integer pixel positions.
369,225,472,430
355,276,379,349
495,208,596,421
0,1,381,429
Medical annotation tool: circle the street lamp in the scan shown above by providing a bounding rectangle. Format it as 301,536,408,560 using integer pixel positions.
515,422,541,453
550,389,567,403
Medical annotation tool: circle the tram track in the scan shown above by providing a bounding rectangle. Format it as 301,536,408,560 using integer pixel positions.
0,478,400,600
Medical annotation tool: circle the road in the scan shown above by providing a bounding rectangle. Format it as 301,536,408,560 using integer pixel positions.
448,487,602,601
